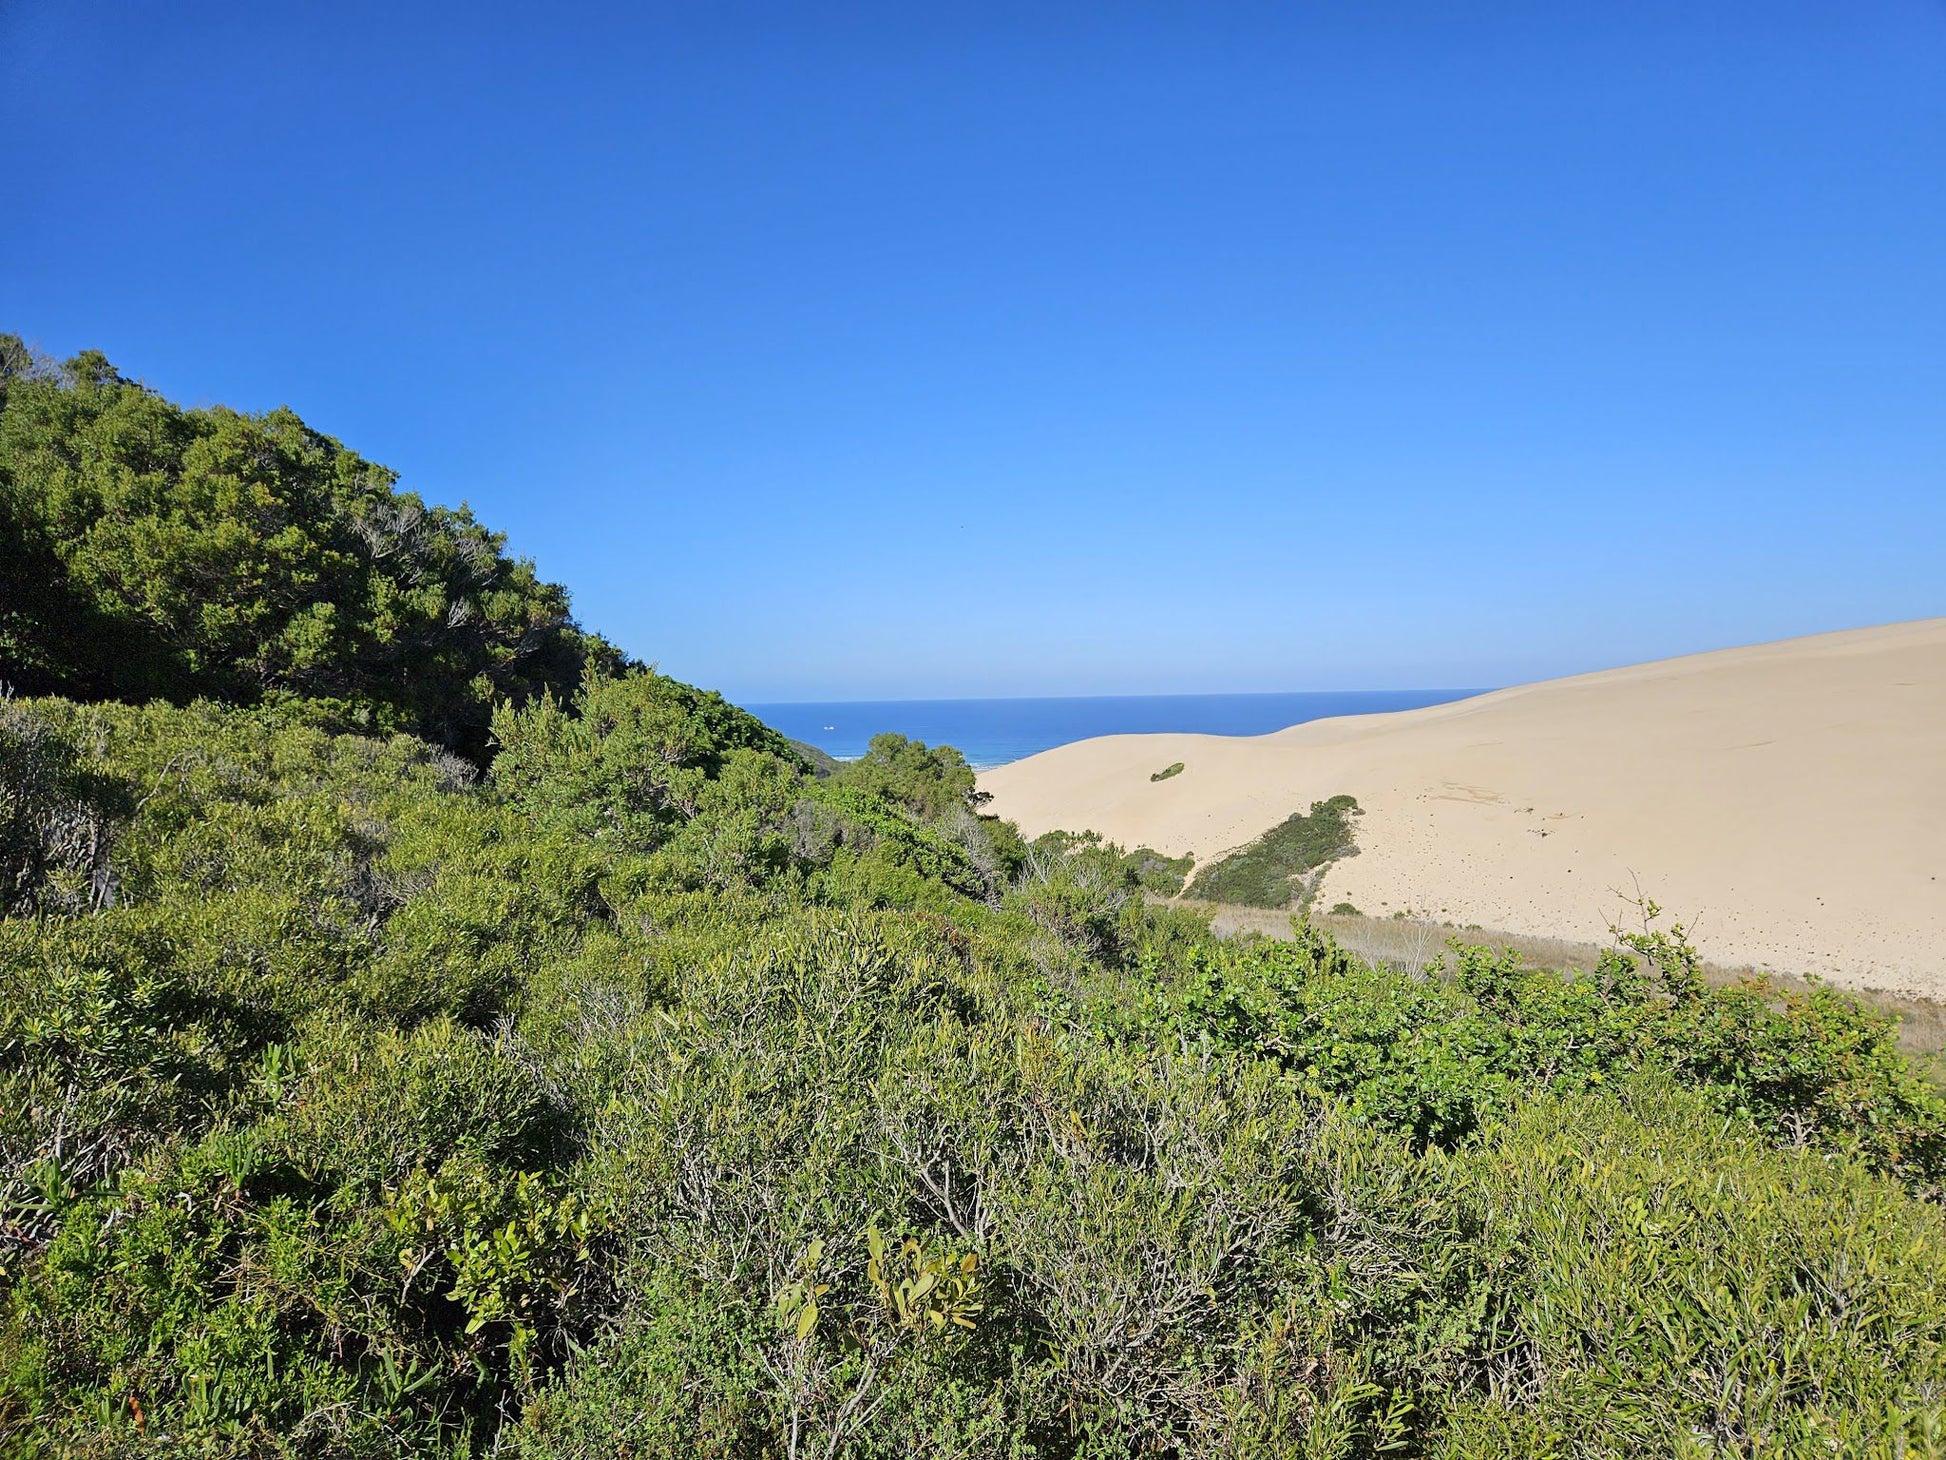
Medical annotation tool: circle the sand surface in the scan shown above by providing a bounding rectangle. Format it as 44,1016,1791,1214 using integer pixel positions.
979,620,1946,999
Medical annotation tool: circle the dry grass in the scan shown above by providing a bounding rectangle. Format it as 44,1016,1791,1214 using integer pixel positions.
1168,897,1946,1070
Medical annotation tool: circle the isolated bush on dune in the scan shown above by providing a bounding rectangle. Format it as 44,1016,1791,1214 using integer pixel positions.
1186,794,1362,909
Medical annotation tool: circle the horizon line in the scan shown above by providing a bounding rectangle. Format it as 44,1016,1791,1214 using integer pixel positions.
744,686,1497,708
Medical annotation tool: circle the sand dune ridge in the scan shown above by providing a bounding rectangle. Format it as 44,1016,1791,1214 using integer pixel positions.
978,619,1946,999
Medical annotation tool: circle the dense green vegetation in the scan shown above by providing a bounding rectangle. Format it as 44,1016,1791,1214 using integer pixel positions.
831,732,988,822
788,739,845,778
1027,828,1193,898
1186,794,1362,908
1149,762,1183,782
0,340,622,760
5,351,1946,1456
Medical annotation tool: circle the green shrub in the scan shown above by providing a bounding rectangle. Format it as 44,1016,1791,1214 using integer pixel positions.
828,732,982,821
1186,794,1361,908
490,669,796,853
1137,917,1946,1193
1441,1080,1946,1452
6,689,1945,1458
7,343,1946,1453
0,699,126,916
1027,828,1191,897
278,1018,565,1191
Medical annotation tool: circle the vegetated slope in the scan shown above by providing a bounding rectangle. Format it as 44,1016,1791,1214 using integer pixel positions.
4,346,1946,1457
980,618,1946,995
788,737,845,777
0,338,623,759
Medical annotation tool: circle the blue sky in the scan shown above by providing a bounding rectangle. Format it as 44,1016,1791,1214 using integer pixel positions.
6,2,1942,701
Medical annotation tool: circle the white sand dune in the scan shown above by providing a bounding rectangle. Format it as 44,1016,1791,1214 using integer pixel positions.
979,620,1946,1000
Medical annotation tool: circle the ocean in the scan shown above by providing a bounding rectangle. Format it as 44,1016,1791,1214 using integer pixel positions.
748,689,1489,771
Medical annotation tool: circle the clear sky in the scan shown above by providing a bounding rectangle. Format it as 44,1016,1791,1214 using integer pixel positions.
6,2,1942,701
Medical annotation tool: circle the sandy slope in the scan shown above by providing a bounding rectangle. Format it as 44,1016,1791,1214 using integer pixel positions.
979,620,1946,999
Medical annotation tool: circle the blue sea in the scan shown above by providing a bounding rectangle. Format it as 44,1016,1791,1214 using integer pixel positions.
748,690,1489,771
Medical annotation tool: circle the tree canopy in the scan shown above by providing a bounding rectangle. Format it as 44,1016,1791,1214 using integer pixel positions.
0,339,623,758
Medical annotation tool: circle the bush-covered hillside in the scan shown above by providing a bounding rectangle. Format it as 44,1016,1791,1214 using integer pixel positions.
4,353,1946,1457
0,339,623,759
